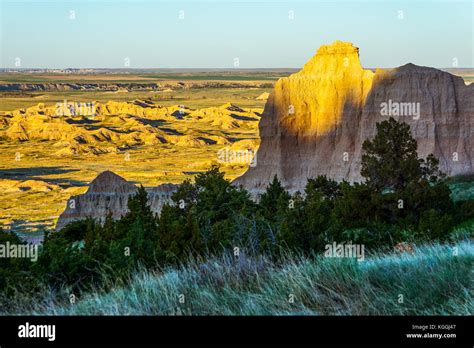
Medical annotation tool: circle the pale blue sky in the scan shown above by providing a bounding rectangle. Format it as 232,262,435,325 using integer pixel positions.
0,0,472,68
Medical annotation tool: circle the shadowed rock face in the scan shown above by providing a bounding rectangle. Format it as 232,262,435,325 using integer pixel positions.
56,171,178,230
86,170,136,194
234,41,474,195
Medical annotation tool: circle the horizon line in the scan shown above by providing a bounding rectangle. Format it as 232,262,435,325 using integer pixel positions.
1,66,473,71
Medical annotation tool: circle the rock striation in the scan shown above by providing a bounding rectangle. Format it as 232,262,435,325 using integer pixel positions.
234,41,474,194
0,101,260,155
0,80,272,92
55,171,178,230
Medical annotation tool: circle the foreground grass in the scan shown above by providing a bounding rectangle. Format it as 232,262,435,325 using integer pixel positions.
6,240,472,316
449,175,474,201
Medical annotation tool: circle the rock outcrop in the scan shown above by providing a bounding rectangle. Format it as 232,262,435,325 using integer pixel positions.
256,92,270,100
55,171,178,230
0,179,60,193
0,101,260,155
235,41,474,194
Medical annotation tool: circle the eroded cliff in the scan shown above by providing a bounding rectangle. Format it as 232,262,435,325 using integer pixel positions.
55,171,178,230
235,41,474,194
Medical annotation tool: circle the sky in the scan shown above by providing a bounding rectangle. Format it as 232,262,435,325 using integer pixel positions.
0,0,472,69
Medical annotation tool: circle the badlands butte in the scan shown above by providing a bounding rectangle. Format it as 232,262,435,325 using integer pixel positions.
236,41,474,193
1,41,473,236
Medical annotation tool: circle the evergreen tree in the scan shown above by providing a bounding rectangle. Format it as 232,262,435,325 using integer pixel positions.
126,185,156,227
305,175,341,201
259,175,291,222
353,117,454,241
361,117,423,192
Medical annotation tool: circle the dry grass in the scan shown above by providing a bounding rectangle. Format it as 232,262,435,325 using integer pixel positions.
5,240,472,315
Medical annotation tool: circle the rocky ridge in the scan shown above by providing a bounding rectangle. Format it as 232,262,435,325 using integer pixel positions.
0,101,261,155
55,171,178,230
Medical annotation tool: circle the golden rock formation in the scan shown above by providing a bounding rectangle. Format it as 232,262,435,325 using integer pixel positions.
235,41,474,194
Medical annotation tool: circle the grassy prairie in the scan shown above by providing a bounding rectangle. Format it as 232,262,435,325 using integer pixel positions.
0,138,259,232
0,87,272,112
5,240,472,315
0,89,264,232
0,70,291,84
0,72,275,232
